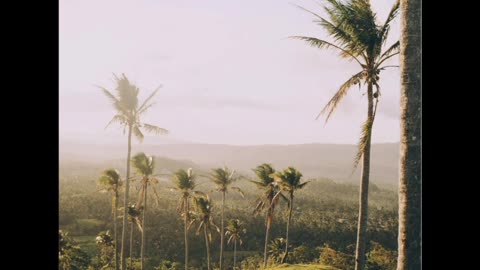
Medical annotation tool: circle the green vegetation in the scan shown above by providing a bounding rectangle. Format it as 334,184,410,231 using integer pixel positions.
60,157,398,270
267,264,339,270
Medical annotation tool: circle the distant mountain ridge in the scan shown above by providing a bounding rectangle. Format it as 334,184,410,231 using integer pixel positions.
60,141,399,187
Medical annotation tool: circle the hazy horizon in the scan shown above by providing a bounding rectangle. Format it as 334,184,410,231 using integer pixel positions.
60,0,400,146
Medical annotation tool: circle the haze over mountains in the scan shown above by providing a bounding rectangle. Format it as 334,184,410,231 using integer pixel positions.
60,137,399,188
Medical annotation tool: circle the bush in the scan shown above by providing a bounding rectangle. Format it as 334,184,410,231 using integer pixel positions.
289,245,318,264
366,242,397,270
318,245,354,270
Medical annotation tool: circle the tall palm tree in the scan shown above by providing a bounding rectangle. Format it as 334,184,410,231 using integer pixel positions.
210,167,244,270
172,168,198,270
127,204,143,270
225,219,246,270
131,152,160,270
291,1,400,269
397,0,421,269
250,164,286,268
192,194,220,270
271,167,309,263
98,169,123,270
99,73,168,270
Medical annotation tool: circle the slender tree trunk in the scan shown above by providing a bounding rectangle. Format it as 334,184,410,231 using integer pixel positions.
264,209,272,268
141,184,147,270
121,125,133,270
397,0,422,269
184,197,189,270
219,191,226,270
354,81,374,270
114,193,119,270
204,225,211,270
281,192,294,264
233,239,237,270
130,223,134,270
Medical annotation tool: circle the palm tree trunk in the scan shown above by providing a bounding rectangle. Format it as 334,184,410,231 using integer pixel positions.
264,210,272,268
184,197,189,270
114,193,119,270
354,81,374,270
219,191,226,270
281,192,294,264
130,223,134,270
233,239,237,270
121,125,133,270
397,0,421,269
141,184,147,270
204,225,211,270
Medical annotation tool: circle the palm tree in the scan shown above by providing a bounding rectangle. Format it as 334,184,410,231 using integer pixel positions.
99,73,168,270
210,167,244,270
268,238,288,264
271,167,309,263
131,152,160,270
250,164,286,268
192,194,220,270
291,1,400,269
397,0,421,269
98,169,123,270
127,204,143,270
225,219,246,270
172,168,198,270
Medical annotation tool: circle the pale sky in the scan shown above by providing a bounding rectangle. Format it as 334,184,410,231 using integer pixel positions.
60,0,400,146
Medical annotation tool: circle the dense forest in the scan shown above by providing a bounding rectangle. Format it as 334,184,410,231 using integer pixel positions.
59,157,398,270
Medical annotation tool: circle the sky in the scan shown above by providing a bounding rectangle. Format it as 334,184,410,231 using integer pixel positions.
59,0,400,146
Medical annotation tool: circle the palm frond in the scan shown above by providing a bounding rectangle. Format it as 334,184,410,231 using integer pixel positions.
317,70,366,123
230,186,245,198
353,107,376,170
377,41,400,64
143,123,169,135
137,86,161,113
290,36,363,66
297,181,310,189
380,0,400,43
132,125,144,142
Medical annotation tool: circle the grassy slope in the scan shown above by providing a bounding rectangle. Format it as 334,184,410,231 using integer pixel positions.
267,264,340,270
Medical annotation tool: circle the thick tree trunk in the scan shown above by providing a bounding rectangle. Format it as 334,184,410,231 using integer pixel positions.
184,197,189,270
264,210,272,268
233,239,237,270
141,184,147,270
397,0,422,269
354,82,374,270
121,125,133,270
281,192,294,264
130,223,134,270
204,226,211,270
114,193,119,270
219,191,225,270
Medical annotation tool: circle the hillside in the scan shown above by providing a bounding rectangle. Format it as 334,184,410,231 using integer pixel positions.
60,141,399,187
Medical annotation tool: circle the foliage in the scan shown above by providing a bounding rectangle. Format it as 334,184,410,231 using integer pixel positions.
289,245,319,264
318,245,355,270
59,230,91,270
60,166,398,270
154,260,183,270
366,242,397,270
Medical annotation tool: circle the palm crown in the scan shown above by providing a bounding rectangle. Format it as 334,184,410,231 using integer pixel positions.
225,219,246,246
192,195,220,242
99,73,169,141
292,0,400,166
271,167,309,193
98,169,122,193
